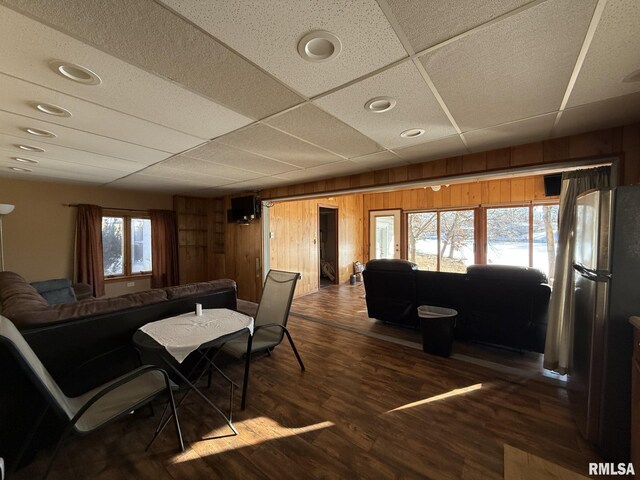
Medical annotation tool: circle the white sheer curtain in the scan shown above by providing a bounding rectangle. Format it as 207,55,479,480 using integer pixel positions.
543,167,610,374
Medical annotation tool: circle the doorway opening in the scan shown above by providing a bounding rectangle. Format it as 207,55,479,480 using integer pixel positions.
319,206,338,288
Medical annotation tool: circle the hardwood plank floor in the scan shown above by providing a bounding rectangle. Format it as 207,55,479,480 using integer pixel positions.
14,287,599,479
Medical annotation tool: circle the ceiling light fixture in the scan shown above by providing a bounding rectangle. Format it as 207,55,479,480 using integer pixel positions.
17,144,45,153
12,157,39,164
365,96,396,113
9,167,32,172
400,128,425,138
623,69,640,83
50,60,102,85
25,127,56,138
34,102,72,117
431,185,441,192
298,31,342,63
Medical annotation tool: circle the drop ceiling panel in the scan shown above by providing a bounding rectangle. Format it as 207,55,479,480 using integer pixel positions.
0,5,253,139
350,151,409,170
393,135,468,163
217,124,343,168
419,0,597,131
3,0,303,119
0,154,125,184
567,0,640,107
0,133,144,172
0,74,204,153
0,110,168,164
157,155,263,181
315,61,457,149
265,104,383,158
107,174,210,193
555,91,640,137
220,176,289,191
138,165,237,187
464,113,556,153
161,0,407,97
184,142,298,175
385,0,531,52
274,160,368,182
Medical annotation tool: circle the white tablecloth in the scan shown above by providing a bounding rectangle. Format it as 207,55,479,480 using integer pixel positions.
140,308,254,363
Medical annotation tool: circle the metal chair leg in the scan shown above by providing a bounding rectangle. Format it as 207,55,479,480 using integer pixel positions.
43,421,75,480
283,328,305,371
9,405,49,478
166,385,184,452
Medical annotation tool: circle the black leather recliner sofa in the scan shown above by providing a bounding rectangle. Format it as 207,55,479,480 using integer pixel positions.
363,259,551,353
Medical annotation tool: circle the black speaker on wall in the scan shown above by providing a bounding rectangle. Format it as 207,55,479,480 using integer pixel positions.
543,173,562,196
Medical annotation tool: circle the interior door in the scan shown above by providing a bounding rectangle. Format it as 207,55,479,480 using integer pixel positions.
369,210,401,260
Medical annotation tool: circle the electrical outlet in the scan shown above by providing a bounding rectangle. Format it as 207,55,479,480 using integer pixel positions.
270,231,275,238
126,282,135,287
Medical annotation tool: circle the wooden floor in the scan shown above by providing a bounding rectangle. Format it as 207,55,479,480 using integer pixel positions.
15,286,599,479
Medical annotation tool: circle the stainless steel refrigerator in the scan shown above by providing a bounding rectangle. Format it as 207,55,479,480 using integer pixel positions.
570,185,640,461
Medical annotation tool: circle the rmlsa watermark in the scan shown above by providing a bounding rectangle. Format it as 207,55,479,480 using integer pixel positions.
589,462,635,476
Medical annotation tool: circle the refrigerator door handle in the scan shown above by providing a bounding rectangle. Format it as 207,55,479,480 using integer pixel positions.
573,262,612,281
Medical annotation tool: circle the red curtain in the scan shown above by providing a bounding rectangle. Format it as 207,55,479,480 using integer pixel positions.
150,209,179,288
74,204,105,297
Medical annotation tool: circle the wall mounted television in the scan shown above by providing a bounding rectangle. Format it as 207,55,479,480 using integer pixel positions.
228,195,261,223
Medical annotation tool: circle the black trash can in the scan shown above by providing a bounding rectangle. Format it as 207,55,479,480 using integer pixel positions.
417,305,458,357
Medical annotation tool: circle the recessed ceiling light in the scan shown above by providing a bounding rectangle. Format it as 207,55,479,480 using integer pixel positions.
34,102,72,117
623,69,640,83
12,157,39,164
10,167,32,172
17,144,45,153
298,31,342,63
50,60,101,85
25,127,56,138
400,128,425,138
365,96,396,113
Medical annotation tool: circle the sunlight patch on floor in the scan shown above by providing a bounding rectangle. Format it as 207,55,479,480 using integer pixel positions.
170,418,335,461
386,383,483,413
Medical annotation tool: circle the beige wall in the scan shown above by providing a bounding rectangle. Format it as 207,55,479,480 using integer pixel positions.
0,178,172,290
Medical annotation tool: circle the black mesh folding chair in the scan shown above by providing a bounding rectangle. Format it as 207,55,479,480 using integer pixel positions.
0,316,183,479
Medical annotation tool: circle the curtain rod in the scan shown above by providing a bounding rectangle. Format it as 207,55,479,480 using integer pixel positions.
64,204,150,213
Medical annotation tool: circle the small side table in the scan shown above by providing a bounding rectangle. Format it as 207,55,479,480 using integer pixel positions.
133,308,253,447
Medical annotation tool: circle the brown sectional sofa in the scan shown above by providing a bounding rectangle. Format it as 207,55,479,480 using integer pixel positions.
0,270,239,470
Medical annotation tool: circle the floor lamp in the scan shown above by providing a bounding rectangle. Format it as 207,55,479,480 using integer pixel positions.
0,204,15,272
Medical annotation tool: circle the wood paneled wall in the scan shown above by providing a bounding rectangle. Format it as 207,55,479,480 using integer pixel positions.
174,196,209,284
362,175,553,263
261,124,640,200
269,194,364,297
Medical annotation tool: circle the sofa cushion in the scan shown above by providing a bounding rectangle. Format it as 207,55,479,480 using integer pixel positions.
164,279,237,300
30,278,77,305
466,264,548,284
365,259,418,272
9,289,168,329
0,272,49,318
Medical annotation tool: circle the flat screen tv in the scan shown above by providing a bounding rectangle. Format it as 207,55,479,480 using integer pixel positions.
543,173,562,197
229,195,260,223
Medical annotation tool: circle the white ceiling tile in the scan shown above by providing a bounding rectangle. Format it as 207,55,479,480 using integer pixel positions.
161,0,407,97
0,5,253,139
385,0,531,52
0,74,205,153
185,142,298,175
158,155,263,181
350,151,409,170
0,133,143,172
274,160,367,182
568,0,640,107
3,1,303,119
0,151,130,178
315,61,457,149
138,165,237,187
264,103,383,158
0,110,168,164
393,135,468,163
107,173,220,193
223,176,290,191
554,91,640,138
464,114,556,153
217,124,343,168
420,0,597,131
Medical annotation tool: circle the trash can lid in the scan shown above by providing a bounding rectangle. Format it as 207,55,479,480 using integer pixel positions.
417,305,458,318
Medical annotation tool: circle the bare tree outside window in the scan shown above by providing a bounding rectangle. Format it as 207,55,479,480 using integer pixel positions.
102,216,124,276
